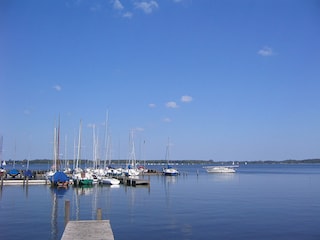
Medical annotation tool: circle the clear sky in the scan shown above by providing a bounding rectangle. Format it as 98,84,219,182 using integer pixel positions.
1,0,320,162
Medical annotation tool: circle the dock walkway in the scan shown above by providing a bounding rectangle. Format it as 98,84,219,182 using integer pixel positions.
61,220,114,240
1,179,49,185
116,176,150,186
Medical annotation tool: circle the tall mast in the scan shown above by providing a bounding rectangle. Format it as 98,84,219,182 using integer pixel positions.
104,110,109,168
129,130,136,167
165,137,170,164
92,124,96,169
64,134,68,170
57,115,61,170
0,136,3,166
76,120,82,169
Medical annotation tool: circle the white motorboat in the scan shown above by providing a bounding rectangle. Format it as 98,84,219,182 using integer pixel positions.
204,165,238,173
101,177,120,185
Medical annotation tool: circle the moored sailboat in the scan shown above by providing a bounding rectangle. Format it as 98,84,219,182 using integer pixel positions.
123,130,140,177
162,138,179,176
72,120,93,186
0,136,5,177
7,141,20,178
47,117,70,187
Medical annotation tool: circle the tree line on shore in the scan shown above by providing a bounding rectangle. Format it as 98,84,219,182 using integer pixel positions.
4,158,320,165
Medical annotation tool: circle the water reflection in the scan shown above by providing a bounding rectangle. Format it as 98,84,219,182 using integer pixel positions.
50,187,69,240
208,173,236,182
163,175,178,208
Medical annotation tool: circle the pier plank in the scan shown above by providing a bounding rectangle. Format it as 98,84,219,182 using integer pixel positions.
61,220,114,240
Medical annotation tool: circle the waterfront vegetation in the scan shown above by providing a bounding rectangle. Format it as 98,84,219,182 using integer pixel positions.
3,158,320,167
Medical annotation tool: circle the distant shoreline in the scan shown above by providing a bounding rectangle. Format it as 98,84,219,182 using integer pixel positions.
3,158,320,166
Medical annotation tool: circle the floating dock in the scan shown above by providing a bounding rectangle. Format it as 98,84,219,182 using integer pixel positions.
1,179,49,185
116,176,150,186
126,178,150,186
61,220,114,240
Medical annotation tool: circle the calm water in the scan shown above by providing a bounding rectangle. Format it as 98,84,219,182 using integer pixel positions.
1,164,320,240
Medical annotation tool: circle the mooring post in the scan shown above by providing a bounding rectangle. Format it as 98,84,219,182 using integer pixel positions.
65,200,70,225
0,175,3,189
97,208,102,220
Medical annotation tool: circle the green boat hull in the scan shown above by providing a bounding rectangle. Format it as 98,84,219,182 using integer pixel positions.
79,179,93,185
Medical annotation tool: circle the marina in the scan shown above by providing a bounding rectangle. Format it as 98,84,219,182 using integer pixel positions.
1,163,320,240
2,1,318,239
0,174,150,187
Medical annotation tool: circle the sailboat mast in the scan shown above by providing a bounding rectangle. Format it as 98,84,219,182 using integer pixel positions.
104,110,109,169
13,139,16,169
53,127,57,171
166,137,170,164
129,130,136,167
73,134,76,170
92,124,96,169
64,134,68,170
57,116,61,170
76,120,82,169
0,136,3,167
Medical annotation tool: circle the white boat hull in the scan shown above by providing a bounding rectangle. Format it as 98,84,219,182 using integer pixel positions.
101,177,120,185
205,166,236,173
163,168,179,176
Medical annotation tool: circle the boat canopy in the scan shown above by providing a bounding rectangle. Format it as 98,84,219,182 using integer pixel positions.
8,169,20,176
51,171,69,183
24,169,33,178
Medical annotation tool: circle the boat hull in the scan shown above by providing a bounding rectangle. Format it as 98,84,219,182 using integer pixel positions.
205,166,236,173
78,179,94,185
101,177,120,185
163,168,179,176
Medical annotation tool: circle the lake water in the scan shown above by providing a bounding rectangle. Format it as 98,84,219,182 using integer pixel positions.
1,163,320,240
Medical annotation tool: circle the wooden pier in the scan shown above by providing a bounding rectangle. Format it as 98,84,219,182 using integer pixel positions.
127,178,150,186
116,176,150,186
61,220,114,240
62,201,114,240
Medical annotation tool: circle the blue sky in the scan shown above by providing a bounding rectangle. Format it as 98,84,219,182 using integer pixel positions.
1,0,320,162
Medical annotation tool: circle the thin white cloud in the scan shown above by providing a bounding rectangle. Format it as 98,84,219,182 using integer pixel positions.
90,4,102,12
134,127,144,132
135,1,159,14
163,117,172,122
181,95,193,103
148,103,156,108
53,85,62,91
113,0,124,10
123,11,133,18
257,46,275,57
166,101,179,108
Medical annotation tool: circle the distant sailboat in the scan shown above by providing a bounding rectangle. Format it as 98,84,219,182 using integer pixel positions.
123,130,140,177
0,136,6,176
8,140,20,178
24,148,32,178
162,138,179,176
72,120,94,186
47,117,70,187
